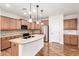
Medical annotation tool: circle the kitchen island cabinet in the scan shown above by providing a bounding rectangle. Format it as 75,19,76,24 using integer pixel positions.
9,34,44,56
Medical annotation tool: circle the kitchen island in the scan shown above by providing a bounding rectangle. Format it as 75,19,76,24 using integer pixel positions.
9,34,44,56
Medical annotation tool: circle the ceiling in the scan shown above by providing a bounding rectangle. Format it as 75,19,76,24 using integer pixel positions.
0,3,79,19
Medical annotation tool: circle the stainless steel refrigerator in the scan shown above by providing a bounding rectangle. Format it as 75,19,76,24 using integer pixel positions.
41,25,49,42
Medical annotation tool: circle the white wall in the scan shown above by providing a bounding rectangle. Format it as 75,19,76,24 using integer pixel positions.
49,14,64,44
64,14,77,19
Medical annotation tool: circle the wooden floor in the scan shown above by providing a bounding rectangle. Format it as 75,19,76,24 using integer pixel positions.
0,42,79,56
36,42,79,56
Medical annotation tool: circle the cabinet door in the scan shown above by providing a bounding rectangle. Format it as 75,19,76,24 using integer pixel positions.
70,35,78,45
78,36,79,47
64,35,70,44
16,20,21,29
0,38,1,51
21,20,24,25
64,20,69,30
2,37,11,50
21,20,27,25
35,24,40,29
11,43,18,56
0,16,1,30
69,19,77,30
10,19,17,30
42,20,48,25
28,22,31,29
1,16,10,30
31,23,35,29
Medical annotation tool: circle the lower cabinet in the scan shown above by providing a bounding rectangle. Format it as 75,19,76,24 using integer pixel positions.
0,38,1,51
11,43,18,56
64,35,78,45
64,35,70,44
1,37,11,50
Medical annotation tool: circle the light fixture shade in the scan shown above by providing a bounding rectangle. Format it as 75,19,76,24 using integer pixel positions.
41,23,44,25
29,18,32,22
36,21,40,24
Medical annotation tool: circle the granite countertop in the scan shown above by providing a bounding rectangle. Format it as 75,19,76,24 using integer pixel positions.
9,34,44,44
0,34,22,38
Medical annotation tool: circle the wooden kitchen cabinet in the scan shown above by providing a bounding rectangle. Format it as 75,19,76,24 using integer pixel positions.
0,38,1,51
64,20,69,30
42,20,48,25
0,16,20,30
9,18,17,30
64,18,77,30
70,35,78,45
0,16,1,30
31,23,35,29
64,35,78,45
35,23,41,29
78,36,79,47
1,37,11,50
11,43,18,56
0,16,10,30
28,22,32,29
16,20,21,29
21,20,27,25
64,35,70,44
69,19,77,30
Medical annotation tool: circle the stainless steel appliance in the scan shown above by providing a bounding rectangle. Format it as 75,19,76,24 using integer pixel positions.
23,33,34,39
41,25,49,42
21,25,28,30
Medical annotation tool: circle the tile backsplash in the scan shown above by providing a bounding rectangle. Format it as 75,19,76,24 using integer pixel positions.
0,30,28,38
64,30,77,35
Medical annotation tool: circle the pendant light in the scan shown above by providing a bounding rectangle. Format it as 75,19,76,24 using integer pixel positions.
36,5,39,24
40,10,44,25
29,3,32,22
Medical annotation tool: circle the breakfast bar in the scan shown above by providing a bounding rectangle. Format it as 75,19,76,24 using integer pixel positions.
9,34,44,56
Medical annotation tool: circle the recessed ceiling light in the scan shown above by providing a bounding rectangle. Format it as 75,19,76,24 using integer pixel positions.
24,12,27,15
5,4,11,8
33,9,36,12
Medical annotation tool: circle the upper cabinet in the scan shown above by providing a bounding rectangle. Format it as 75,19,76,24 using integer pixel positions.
35,23,41,30
30,23,35,29
21,20,27,25
9,18,17,30
0,16,10,30
42,20,48,25
16,20,21,29
64,18,77,30
0,16,48,30
0,16,21,30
